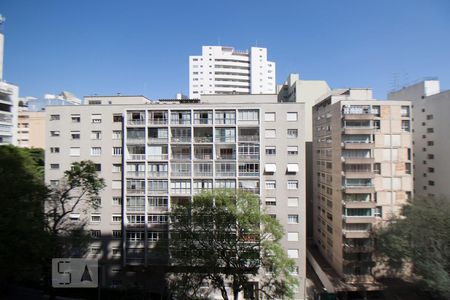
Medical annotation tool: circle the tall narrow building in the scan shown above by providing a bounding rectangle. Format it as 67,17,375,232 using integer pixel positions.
0,15,19,145
311,88,413,296
189,46,276,98
388,79,450,198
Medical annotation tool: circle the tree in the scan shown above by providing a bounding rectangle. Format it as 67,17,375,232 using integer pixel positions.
168,190,298,300
45,160,106,257
375,196,450,299
0,145,48,285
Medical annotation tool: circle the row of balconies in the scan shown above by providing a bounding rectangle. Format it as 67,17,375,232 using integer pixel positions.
127,118,260,126
127,154,260,161
127,135,259,144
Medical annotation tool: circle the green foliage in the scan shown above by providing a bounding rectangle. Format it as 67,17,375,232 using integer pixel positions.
22,147,45,182
168,189,297,300
45,160,106,256
0,145,48,284
375,196,450,299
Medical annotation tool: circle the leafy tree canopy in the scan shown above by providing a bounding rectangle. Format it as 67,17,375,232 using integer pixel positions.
375,196,450,299
168,190,297,300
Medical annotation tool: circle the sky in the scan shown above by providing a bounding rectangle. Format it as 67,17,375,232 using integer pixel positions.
0,0,449,100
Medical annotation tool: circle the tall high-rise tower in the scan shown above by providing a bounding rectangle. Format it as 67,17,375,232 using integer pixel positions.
189,46,276,98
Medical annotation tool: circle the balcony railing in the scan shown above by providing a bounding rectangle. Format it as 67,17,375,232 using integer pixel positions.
239,172,259,177
238,154,259,160
194,118,212,125
148,171,168,178
215,118,235,125
171,154,191,160
170,119,191,125
215,136,236,143
194,154,213,160
216,155,236,160
147,154,168,160
194,136,213,143
148,119,168,125
194,171,213,177
148,137,168,144
128,154,146,161
171,171,191,177
171,136,191,143
238,135,259,142
127,138,145,144
127,171,146,178
170,189,191,195
127,119,145,126
216,171,236,177
148,189,168,195
126,206,145,212
127,189,145,195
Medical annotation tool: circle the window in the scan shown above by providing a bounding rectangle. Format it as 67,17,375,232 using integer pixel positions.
112,130,122,140
264,112,276,122
69,213,80,221
113,114,123,122
91,114,102,123
287,112,298,121
91,147,102,156
287,164,299,173
428,180,435,186
91,130,102,140
112,214,122,223
428,141,434,146
71,114,80,123
90,230,101,238
69,147,80,156
265,129,276,138
287,129,298,138
374,206,382,218
265,198,276,206
112,248,120,256
112,164,122,173
112,230,122,239
112,197,122,205
50,130,60,137
288,214,299,224
428,167,435,173
50,147,60,153
400,106,410,117
427,128,434,133
50,164,59,169
426,114,434,120
265,146,276,155
94,164,101,172
265,180,276,189
288,232,299,242
287,180,299,190
113,147,122,156
148,231,167,242
91,214,101,223
264,164,276,173
88,100,101,105
50,114,60,121
428,154,435,159
288,197,299,207
401,120,410,132
70,131,80,139
112,180,121,189
287,146,298,155
287,249,299,259
148,215,169,224
238,109,259,121
373,163,381,174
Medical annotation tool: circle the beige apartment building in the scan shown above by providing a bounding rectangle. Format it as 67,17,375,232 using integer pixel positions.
388,79,450,198
46,94,308,299
17,111,46,148
311,89,413,294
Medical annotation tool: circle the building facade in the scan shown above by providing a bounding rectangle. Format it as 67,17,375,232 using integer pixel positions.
311,89,413,293
189,46,276,98
17,111,46,148
388,79,450,198
46,94,308,299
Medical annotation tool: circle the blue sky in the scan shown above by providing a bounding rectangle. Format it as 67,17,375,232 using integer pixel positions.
1,0,449,100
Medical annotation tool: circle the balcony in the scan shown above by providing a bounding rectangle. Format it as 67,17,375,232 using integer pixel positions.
343,230,371,239
238,154,259,160
343,127,374,135
147,154,168,161
126,138,145,145
342,157,374,164
341,142,374,150
127,189,145,195
343,216,376,223
126,205,145,212
148,189,168,195
171,154,191,160
171,135,191,143
344,201,376,209
127,171,146,178
194,136,213,143
193,118,213,125
238,135,259,142
342,106,375,120
216,154,236,160
128,154,146,161
170,189,191,195
148,137,168,144
215,118,236,125
343,245,374,253
127,119,145,126
215,135,236,143
148,171,168,178
216,171,236,177
343,171,374,179
239,171,259,177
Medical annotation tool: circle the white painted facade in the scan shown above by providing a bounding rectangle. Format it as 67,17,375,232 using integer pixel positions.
189,46,275,98
388,79,450,198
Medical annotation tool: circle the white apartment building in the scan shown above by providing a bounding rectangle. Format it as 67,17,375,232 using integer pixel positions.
311,89,413,295
46,94,308,299
0,18,19,145
388,79,450,198
189,46,276,98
